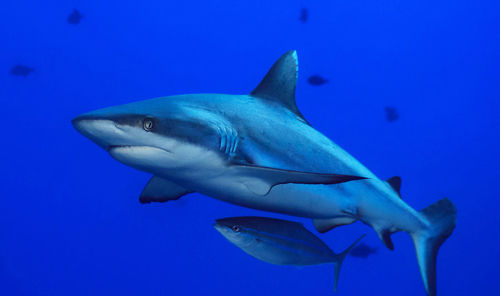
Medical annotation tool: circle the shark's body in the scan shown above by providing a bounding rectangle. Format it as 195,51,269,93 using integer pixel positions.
73,51,456,295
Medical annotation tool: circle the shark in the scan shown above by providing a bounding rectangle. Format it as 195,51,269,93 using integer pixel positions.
72,50,456,295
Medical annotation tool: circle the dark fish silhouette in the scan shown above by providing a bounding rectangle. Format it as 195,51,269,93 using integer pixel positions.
67,9,83,25
349,242,378,258
299,8,308,23
10,64,34,77
385,106,399,122
307,75,328,86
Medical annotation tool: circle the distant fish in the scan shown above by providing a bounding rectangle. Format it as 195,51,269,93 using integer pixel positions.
67,9,83,25
299,8,308,23
214,216,365,292
10,64,34,77
385,106,399,122
349,242,378,258
307,75,328,86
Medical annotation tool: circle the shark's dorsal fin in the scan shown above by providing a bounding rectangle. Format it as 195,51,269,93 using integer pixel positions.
386,176,402,198
250,50,309,124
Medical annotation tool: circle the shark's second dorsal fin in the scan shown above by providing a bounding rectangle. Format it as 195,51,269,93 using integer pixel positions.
250,50,309,124
386,176,402,198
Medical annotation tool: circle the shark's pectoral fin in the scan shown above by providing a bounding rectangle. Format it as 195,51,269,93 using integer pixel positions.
386,176,402,198
233,164,367,195
139,176,194,204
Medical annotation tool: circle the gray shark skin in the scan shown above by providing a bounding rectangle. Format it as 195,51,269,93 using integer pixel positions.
214,216,365,292
72,51,456,295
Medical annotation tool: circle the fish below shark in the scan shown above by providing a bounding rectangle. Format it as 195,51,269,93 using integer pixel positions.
72,50,456,295
214,216,365,292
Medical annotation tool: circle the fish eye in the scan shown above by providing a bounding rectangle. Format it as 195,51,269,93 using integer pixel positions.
143,118,154,131
231,225,241,232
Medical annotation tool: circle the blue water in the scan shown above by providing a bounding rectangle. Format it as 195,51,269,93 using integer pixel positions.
1,1,498,295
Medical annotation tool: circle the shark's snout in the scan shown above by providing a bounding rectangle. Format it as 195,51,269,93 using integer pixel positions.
72,115,122,149
72,115,91,135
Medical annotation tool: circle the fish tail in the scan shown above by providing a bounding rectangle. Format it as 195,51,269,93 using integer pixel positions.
410,198,457,296
333,234,366,292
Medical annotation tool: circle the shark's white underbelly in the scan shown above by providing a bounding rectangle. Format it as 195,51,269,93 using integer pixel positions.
142,145,355,218
120,145,349,218
173,160,366,219
109,140,425,231
182,167,427,233
201,181,351,218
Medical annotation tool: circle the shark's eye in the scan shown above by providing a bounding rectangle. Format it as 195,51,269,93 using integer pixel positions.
232,225,241,232
143,118,154,132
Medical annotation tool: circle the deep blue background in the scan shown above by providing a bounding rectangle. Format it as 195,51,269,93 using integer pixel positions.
1,1,499,295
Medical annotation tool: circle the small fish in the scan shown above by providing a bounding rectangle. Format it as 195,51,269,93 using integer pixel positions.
10,64,34,77
385,106,399,122
67,9,83,25
307,75,328,86
214,216,365,292
299,8,308,23
349,242,378,258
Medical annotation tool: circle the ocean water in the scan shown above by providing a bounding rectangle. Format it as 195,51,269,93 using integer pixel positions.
1,1,499,295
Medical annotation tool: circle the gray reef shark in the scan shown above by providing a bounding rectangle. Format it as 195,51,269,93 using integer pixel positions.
73,51,456,295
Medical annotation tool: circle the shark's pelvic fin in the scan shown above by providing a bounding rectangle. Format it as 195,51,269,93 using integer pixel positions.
233,164,367,195
250,50,309,124
411,198,456,296
386,176,402,197
139,176,194,204
313,216,357,233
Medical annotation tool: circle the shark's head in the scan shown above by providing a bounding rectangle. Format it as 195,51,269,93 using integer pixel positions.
73,51,307,178
72,95,225,175
72,51,368,193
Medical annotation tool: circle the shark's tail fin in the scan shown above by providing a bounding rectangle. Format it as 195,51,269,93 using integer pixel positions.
333,234,366,292
411,198,457,296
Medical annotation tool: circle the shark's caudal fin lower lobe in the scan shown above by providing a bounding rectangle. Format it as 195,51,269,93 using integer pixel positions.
333,234,366,292
411,198,457,296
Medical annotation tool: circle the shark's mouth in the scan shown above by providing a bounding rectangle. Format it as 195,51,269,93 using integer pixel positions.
107,145,172,154
107,145,175,172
